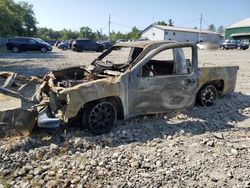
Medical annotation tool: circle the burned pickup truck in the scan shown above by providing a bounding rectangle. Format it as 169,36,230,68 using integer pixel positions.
0,41,238,136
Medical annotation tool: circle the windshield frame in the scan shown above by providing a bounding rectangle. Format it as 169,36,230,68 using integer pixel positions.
92,46,143,65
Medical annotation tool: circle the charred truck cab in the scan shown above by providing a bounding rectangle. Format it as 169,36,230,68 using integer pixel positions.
0,41,239,136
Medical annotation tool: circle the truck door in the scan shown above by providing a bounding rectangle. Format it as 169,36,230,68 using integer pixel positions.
84,40,95,50
129,43,199,115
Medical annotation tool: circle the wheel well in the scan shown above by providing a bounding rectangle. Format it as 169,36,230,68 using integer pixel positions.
82,96,124,120
199,80,224,95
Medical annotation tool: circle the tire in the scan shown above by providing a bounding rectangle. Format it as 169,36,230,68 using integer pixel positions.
197,85,218,107
97,46,103,52
12,46,20,53
82,101,117,135
78,47,83,52
41,47,47,53
62,47,67,51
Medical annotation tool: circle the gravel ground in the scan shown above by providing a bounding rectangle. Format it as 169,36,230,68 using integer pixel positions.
0,47,250,187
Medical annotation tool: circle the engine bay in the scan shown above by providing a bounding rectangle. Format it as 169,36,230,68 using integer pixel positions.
51,66,111,88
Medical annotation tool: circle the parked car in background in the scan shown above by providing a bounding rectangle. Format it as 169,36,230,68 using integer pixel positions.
71,39,104,52
115,39,126,44
58,41,70,50
99,41,113,49
220,40,236,50
197,42,220,50
6,37,52,53
220,40,249,50
54,41,61,47
235,40,249,50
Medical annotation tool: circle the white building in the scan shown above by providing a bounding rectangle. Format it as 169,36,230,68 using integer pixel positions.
141,24,221,43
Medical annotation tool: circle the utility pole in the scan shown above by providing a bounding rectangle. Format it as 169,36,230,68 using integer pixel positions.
108,14,111,41
199,13,202,42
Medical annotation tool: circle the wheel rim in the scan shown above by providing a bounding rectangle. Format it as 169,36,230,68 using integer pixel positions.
88,102,116,133
41,48,46,52
13,47,19,52
201,86,217,106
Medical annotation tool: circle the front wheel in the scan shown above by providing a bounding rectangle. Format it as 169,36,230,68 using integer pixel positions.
12,46,20,53
82,102,117,135
97,46,103,52
197,85,218,106
41,47,47,53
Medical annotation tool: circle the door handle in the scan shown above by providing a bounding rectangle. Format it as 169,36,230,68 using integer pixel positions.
185,79,195,85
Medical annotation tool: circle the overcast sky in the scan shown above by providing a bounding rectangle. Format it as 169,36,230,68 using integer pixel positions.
15,0,250,34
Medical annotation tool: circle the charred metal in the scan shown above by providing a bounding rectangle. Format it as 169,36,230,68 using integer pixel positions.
0,41,239,136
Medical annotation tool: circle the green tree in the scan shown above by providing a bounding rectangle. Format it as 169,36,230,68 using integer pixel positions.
95,30,102,40
80,26,95,39
168,19,174,26
155,20,168,26
126,26,140,40
0,0,37,37
36,27,61,40
208,24,216,32
217,25,225,34
19,1,37,36
61,29,79,40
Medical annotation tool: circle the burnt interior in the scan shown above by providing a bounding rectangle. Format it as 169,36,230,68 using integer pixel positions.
51,47,144,88
142,60,174,77
52,67,108,88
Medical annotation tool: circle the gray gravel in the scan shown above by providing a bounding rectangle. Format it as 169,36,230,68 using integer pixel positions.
0,48,250,187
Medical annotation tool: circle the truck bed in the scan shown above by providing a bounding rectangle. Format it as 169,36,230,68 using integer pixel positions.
199,66,239,95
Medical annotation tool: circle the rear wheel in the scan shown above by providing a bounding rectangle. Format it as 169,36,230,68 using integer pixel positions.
41,47,47,53
78,47,84,52
12,46,20,53
197,85,218,106
82,102,117,135
97,46,103,52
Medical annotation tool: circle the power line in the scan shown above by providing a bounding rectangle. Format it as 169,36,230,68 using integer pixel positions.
111,21,135,28
202,18,210,27
177,18,200,26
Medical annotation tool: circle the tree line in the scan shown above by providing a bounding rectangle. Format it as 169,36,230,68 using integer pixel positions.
0,0,224,41
0,0,37,37
0,0,141,41
37,26,141,41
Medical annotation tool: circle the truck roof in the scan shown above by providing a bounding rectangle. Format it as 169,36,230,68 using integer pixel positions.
114,40,176,48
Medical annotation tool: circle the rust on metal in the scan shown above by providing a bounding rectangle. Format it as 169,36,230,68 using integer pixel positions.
0,41,239,137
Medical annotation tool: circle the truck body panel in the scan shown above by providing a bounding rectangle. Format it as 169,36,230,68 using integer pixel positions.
0,41,239,137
